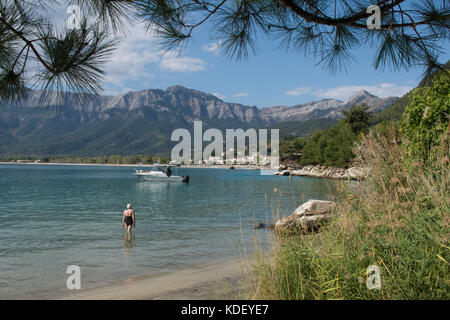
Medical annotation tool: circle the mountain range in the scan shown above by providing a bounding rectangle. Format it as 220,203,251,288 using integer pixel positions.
0,86,398,156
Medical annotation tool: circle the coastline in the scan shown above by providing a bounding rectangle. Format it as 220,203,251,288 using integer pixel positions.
0,161,261,170
59,257,255,300
275,165,370,180
0,161,156,168
180,164,261,170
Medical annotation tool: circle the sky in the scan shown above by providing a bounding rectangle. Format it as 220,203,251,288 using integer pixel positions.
54,3,450,108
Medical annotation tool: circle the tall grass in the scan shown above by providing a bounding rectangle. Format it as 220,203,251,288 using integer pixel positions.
249,126,449,299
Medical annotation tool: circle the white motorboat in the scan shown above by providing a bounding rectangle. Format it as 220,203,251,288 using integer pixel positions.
133,166,189,182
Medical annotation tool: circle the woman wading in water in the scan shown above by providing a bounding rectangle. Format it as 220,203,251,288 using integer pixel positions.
122,203,135,232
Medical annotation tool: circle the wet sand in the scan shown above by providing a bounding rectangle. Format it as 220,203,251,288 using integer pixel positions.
60,258,257,300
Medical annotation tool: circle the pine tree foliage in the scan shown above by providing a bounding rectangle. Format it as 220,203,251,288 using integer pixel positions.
135,0,449,72
0,0,449,102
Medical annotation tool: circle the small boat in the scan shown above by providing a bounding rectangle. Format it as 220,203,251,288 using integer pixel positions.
133,166,189,182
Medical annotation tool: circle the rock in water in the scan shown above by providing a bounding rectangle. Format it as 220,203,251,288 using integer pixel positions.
254,223,275,229
275,200,336,234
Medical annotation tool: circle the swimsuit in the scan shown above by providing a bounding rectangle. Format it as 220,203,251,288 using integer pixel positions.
125,215,133,226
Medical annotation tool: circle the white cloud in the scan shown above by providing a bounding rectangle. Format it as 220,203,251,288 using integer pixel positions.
285,86,313,96
159,51,207,72
104,23,159,87
103,23,207,91
234,92,249,97
379,83,396,88
105,47,158,87
212,92,226,100
314,84,414,100
203,41,222,55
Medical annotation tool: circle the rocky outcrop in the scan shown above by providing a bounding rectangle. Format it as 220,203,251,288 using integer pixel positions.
291,166,347,179
275,200,336,234
261,90,398,122
4,87,396,124
274,165,369,180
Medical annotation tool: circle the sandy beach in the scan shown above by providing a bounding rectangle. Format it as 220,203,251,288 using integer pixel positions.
60,258,257,300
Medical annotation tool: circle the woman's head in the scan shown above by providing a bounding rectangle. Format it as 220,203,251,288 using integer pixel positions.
127,203,132,209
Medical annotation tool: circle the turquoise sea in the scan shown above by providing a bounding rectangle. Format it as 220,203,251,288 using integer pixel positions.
0,164,336,299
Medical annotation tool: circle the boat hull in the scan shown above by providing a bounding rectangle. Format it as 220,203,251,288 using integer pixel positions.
141,175,188,182
134,172,189,182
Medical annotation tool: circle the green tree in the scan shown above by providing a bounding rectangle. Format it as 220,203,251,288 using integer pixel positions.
400,72,450,161
300,121,357,167
280,135,308,158
299,104,373,167
342,103,372,134
0,0,448,102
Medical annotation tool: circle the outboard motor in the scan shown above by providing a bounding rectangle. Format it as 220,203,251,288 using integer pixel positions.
182,175,189,182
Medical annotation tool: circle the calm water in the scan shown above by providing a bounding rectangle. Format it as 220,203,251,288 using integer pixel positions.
0,164,336,299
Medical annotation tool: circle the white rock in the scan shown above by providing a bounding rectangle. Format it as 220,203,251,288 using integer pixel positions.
293,199,336,216
282,165,369,180
275,200,336,234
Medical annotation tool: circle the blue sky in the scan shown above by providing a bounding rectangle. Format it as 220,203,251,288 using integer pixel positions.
55,4,450,108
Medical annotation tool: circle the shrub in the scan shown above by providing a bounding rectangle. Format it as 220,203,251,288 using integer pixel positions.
400,73,450,163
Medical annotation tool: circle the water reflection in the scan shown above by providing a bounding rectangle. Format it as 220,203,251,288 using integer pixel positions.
134,181,184,193
123,232,136,253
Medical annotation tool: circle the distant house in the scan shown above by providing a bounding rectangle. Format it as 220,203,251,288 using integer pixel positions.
204,156,223,165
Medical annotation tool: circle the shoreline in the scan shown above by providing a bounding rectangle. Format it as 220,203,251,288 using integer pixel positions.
0,161,157,168
0,161,262,170
59,257,255,300
180,164,261,170
275,165,369,180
